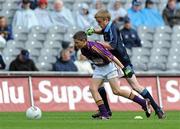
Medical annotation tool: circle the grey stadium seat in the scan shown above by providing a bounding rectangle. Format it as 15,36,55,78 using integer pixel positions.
172,25,180,33
40,48,58,56
141,40,153,48
139,33,154,41
132,48,151,56
150,48,169,56
14,33,28,41
0,39,6,49
28,32,46,41
48,25,67,34
63,33,74,42
67,27,82,34
148,62,166,71
30,26,47,34
131,62,148,71
38,55,56,64
149,55,167,63
44,40,62,49
13,26,29,34
27,48,40,57
137,26,154,34
153,40,171,48
155,26,172,33
3,55,15,70
166,62,180,71
3,1,18,10
171,33,180,41
131,55,149,64
0,10,14,18
36,62,53,71
25,40,43,49
171,41,180,50
46,33,64,41
171,40,180,45
6,40,24,49
30,56,38,62
3,48,20,56
153,33,171,41
169,47,180,55
167,55,178,64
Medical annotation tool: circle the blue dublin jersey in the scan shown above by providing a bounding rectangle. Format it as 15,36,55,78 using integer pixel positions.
102,21,132,67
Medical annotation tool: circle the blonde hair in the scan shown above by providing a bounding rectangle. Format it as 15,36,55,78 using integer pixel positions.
94,9,111,20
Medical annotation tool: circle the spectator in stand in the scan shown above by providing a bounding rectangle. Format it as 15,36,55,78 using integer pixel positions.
120,17,142,49
142,0,164,28
53,49,78,72
0,55,6,70
62,41,76,61
0,16,13,41
9,49,38,71
35,0,52,29
128,0,145,28
12,0,39,30
74,50,93,74
51,0,75,28
67,43,77,61
162,0,180,27
90,0,105,17
30,0,38,9
76,3,94,29
90,0,105,27
109,0,127,25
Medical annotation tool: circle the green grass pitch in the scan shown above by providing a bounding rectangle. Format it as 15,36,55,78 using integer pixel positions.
0,111,179,129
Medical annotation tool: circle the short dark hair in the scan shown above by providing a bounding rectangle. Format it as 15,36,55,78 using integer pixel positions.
22,0,30,4
73,31,87,41
20,49,29,60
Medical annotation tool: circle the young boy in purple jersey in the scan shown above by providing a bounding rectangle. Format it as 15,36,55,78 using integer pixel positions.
73,31,151,119
86,9,166,119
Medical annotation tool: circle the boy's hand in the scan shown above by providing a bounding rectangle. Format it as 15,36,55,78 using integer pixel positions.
86,27,95,36
122,67,133,78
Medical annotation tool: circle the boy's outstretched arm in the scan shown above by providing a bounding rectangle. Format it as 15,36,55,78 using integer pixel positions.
86,27,103,35
94,28,103,34
112,56,124,69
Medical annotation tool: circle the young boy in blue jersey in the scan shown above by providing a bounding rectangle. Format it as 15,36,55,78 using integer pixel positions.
86,9,165,119
73,31,151,119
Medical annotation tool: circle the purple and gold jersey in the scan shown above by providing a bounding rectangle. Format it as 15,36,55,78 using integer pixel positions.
81,41,114,66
